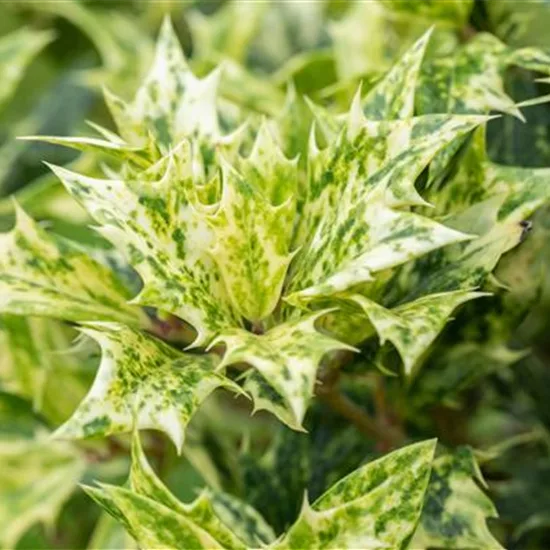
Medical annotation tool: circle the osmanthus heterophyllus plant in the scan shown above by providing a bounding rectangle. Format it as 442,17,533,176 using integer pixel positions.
3,15,550,549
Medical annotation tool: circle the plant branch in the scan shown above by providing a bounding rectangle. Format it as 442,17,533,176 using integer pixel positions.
316,358,403,448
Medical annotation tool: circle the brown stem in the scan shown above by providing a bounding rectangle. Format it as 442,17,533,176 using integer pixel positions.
316,364,403,449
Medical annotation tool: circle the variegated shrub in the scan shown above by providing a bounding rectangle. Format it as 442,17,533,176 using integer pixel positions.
2,3,550,549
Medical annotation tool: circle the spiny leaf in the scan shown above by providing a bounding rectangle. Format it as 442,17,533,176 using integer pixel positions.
287,104,486,304
0,205,143,326
212,312,355,429
206,125,298,321
0,438,85,549
349,290,486,376
275,440,437,549
84,432,274,549
54,324,240,451
49,151,240,347
418,33,550,119
395,134,550,302
362,28,432,121
104,16,225,154
411,447,503,549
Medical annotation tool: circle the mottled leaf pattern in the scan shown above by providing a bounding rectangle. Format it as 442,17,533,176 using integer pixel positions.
85,433,274,549
276,440,436,549
0,438,85,549
55,324,240,451
0,205,143,326
287,104,485,304
349,291,486,376
213,312,354,429
412,447,503,549
104,17,225,154
50,158,240,346
206,125,298,322
362,29,432,120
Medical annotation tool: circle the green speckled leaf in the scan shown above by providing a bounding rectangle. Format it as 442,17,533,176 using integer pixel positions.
84,432,274,549
54,324,240,451
212,312,355,429
412,447,503,549
396,133,550,302
362,29,432,120
0,205,143,327
206,125,298,322
418,33,550,183
0,27,54,113
350,290,486,376
50,151,240,346
104,17,225,154
275,440,436,549
0,438,85,549
287,103,485,304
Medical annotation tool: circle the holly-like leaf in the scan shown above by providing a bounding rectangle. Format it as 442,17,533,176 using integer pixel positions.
411,447,503,549
0,438,85,549
212,312,355,429
362,28,432,121
49,148,240,346
84,432,275,549
418,33,550,119
349,290,486,376
287,101,486,304
104,17,225,154
54,324,241,451
395,132,550,302
0,27,54,113
206,125,298,322
276,440,436,549
0,205,144,327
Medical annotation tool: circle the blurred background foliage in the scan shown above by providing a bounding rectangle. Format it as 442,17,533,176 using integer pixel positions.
2,1,550,549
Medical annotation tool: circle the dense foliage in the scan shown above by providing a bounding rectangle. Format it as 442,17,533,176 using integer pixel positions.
2,1,550,549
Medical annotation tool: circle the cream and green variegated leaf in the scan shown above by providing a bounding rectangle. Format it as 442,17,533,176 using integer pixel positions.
411,447,503,549
50,152,240,346
0,205,144,327
0,27,54,113
362,28,431,121
104,17,228,155
296,93,488,240
394,147,550,303
275,440,436,549
287,107,486,305
54,324,241,451
25,17,244,176
19,133,153,170
84,432,274,549
348,290,486,376
206,125,298,321
0,437,85,549
211,312,355,430
417,34,550,184
418,34,550,118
